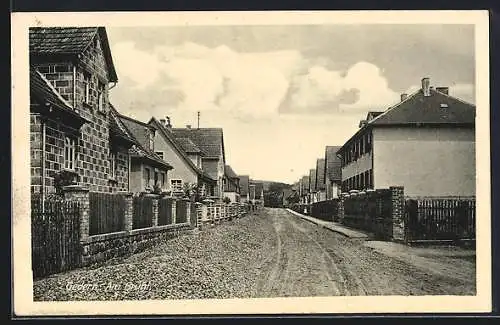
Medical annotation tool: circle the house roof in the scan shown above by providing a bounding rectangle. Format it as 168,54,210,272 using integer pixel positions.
325,146,342,182
224,165,239,179
29,27,118,82
116,114,172,170
370,88,475,126
175,138,203,154
309,169,317,192
316,158,326,190
171,128,224,159
338,87,476,155
149,117,217,182
238,175,250,195
108,104,137,146
367,111,384,121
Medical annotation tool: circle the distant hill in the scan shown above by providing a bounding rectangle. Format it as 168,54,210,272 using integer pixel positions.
251,180,291,191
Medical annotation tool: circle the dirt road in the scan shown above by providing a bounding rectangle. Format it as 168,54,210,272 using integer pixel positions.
255,208,475,297
33,208,475,301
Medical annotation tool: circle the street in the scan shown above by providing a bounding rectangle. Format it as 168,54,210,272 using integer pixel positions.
33,208,476,301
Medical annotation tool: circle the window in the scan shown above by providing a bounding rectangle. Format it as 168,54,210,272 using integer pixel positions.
109,151,117,179
149,131,154,151
64,136,76,170
161,173,166,189
144,168,151,188
171,179,183,193
97,82,105,113
84,72,91,104
155,151,164,160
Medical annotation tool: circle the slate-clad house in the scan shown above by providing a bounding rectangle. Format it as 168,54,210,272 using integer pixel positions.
238,175,250,203
171,127,226,201
149,117,217,198
337,77,476,197
324,145,342,199
223,165,240,203
30,27,133,197
309,168,318,203
116,111,173,194
300,175,310,205
315,158,327,202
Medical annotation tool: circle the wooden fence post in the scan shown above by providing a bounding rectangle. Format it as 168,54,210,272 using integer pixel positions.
63,185,90,243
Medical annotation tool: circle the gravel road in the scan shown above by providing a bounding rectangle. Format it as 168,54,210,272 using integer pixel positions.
33,208,475,301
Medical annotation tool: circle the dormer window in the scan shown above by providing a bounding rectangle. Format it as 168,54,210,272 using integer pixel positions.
440,103,449,108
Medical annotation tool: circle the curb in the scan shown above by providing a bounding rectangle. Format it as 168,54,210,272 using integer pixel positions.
285,208,368,239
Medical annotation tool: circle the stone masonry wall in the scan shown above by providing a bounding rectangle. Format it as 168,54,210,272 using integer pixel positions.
31,33,129,194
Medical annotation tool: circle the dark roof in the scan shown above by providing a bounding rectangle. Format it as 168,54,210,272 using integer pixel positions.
171,128,224,159
325,146,342,182
224,165,238,179
309,169,317,191
370,89,476,126
337,88,476,155
367,111,384,121
30,68,72,111
238,175,250,195
30,68,88,127
149,118,216,182
316,158,326,190
29,27,118,82
301,175,310,192
108,104,136,145
175,138,203,154
116,115,172,170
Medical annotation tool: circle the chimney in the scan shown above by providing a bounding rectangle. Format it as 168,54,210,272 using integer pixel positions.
436,87,449,95
159,118,166,126
400,93,408,102
421,77,431,96
165,116,172,129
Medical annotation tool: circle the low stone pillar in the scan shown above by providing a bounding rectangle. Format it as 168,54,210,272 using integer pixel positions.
183,198,191,225
390,186,405,242
172,199,177,224
63,185,90,243
338,196,345,224
121,192,134,232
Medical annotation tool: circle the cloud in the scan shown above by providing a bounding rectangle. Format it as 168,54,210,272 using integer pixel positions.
110,41,423,120
286,61,399,114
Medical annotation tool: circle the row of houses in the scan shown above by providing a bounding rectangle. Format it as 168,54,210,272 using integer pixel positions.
29,26,266,206
290,76,476,206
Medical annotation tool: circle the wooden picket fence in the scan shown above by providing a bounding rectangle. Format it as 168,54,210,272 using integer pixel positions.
31,196,81,279
405,198,476,242
132,196,154,229
176,200,188,224
89,192,126,235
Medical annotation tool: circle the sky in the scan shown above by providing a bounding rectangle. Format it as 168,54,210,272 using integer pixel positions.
106,24,475,184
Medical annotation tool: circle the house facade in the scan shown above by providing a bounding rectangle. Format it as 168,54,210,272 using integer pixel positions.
315,158,327,201
309,168,318,203
299,175,310,205
116,112,173,194
324,146,342,199
223,165,240,203
171,127,226,201
238,175,250,203
337,77,476,197
149,117,217,199
30,27,133,198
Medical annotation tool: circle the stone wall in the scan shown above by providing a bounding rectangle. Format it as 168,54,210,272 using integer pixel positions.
31,32,130,194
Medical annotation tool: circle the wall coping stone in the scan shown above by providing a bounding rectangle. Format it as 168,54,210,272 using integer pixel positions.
84,230,129,243
63,185,90,192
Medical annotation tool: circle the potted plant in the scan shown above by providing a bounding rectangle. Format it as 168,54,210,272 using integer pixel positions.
54,169,79,195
